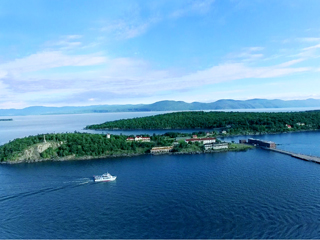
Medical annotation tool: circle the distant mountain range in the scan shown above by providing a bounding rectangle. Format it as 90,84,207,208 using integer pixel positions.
1,99,320,116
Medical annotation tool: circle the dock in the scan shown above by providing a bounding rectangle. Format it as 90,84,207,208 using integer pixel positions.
242,138,320,164
262,147,320,164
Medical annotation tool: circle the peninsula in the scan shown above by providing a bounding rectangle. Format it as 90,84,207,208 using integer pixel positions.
85,111,320,135
0,132,252,164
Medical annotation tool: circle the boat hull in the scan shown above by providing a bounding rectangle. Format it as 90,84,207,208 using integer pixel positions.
93,175,117,182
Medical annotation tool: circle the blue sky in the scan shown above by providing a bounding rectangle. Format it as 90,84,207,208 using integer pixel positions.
1,0,320,108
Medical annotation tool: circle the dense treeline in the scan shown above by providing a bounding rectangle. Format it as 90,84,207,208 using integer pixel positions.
0,131,253,163
0,132,176,162
86,111,320,134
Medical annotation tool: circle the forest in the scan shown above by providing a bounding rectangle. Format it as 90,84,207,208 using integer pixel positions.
85,111,320,135
0,132,252,163
0,133,157,162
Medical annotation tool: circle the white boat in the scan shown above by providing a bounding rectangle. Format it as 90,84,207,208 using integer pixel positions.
93,172,117,182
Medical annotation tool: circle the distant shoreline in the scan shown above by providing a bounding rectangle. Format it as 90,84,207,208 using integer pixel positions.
1,98,320,116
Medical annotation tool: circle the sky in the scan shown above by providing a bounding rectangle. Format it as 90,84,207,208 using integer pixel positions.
1,0,320,108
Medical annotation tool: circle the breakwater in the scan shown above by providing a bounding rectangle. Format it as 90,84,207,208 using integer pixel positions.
262,147,320,164
245,138,320,164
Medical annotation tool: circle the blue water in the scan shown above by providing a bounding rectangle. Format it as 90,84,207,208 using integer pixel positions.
1,112,320,238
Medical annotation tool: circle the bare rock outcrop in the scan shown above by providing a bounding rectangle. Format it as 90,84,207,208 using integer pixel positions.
15,141,63,162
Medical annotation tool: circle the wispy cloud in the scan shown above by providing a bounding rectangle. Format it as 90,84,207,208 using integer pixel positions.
302,43,320,51
225,47,264,62
295,42,320,58
44,35,83,50
298,37,320,43
276,58,305,67
159,63,309,92
0,34,318,108
170,0,215,18
0,48,312,107
0,51,106,77
101,17,160,39
0,70,7,79
99,0,216,40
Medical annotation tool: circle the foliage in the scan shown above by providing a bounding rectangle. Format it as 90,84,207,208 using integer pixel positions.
0,131,255,162
85,111,320,135
0,133,156,162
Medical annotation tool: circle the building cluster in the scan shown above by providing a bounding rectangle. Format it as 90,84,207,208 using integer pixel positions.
246,138,276,149
126,136,151,142
126,134,229,154
185,137,216,144
184,136,229,151
285,123,306,129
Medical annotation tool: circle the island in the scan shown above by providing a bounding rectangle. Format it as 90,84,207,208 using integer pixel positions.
0,118,13,121
4,110,320,164
0,132,252,164
85,111,320,135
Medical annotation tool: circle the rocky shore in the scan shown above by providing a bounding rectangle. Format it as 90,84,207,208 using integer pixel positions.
1,143,253,164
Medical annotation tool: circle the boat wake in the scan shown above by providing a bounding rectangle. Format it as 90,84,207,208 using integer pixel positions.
0,178,94,203
63,177,93,184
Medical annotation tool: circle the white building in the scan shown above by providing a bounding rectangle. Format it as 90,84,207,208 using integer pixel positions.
185,137,216,144
204,143,228,150
135,136,151,142
150,146,173,154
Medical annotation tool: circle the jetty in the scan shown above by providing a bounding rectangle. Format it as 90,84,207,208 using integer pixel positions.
241,138,320,164
263,147,320,164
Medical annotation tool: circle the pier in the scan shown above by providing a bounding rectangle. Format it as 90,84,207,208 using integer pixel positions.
263,147,320,164
242,138,320,164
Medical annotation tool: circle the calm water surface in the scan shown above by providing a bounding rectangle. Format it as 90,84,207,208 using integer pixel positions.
1,112,320,238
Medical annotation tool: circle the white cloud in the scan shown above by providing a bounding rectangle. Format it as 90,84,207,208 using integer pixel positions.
101,17,160,39
163,63,308,90
0,51,106,77
2,53,311,105
298,37,320,43
0,70,7,79
99,0,217,41
0,37,317,108
244,92,320,101
99,1,215,40
276,58,305,67
294,41,320,58
225,47,264,62
68,61,310,96
302,43,320,51
44,35,83,50
170,0,215,18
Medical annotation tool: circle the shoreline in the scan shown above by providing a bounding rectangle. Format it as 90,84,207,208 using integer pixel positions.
2,129,319,165
89,128,320,137
0,145,253,165
218,129,320,138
